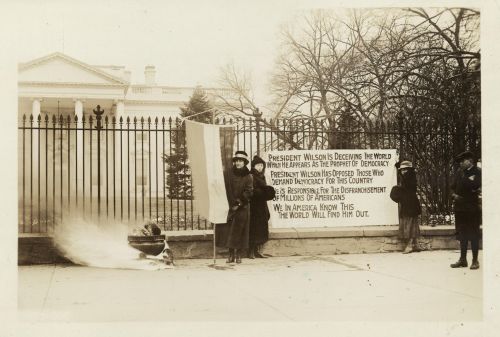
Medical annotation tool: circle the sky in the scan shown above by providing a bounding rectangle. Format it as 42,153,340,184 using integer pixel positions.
11,0,489,104
12,0,316,104
9,0,488,104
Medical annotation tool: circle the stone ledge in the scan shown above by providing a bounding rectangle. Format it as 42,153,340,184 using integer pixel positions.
164,230,214,241
18,225,457,242
163,225,455,241
420,225,455,235
18,225,462,263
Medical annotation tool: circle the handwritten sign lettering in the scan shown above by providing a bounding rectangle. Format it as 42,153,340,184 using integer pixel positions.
265,149,399,228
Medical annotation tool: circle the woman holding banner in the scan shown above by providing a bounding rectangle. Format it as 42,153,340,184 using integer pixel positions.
224,151,253,264
249,155,275,259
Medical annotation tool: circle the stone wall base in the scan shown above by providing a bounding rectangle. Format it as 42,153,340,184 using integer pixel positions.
18,226,475,265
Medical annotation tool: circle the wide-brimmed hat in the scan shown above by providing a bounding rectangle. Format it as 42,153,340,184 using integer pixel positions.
454,151,475,163
251,155,266,167
232,150,249,165
398,160,414,170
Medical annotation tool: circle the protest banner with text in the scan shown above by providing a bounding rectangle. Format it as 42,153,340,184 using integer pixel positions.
265,149,399,228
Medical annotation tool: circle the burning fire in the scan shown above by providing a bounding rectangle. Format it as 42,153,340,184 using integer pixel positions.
53,217,172,270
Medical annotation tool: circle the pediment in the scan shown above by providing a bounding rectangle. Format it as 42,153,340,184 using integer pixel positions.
18,53,127,86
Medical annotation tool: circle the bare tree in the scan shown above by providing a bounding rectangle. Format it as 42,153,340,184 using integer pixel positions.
271,8,479,142
216,63,303,149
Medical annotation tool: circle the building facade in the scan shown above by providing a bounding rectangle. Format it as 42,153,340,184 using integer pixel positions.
18,53,231,225
18,52,228,120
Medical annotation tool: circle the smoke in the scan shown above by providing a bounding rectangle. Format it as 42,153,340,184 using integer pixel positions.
53,216,172,271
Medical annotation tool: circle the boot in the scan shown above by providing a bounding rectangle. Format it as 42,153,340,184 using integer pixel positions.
226,249,235,263
254,245,267,258
402,241,413,254
248,246,255,259
450,258,468,268
235,249,242,264
470,260,480,270
411,239,421,252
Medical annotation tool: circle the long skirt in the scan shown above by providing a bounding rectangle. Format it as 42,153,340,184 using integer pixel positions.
399,216,420,239
455,211,481,241
214,207,249,250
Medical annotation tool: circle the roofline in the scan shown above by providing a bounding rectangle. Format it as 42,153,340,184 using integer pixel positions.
130,84,232,91
18,52,130,86
18,81,128,88
92,65,126,69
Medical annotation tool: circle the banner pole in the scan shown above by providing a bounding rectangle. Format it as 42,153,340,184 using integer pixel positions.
213,222,216,265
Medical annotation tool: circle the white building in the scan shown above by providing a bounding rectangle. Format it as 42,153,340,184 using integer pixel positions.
17,53,233,221
18,52,230,120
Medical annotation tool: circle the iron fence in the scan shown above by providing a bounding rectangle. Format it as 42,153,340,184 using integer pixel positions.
18,109,481,233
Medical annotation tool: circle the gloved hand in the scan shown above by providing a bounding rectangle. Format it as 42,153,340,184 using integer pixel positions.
231,199,242,211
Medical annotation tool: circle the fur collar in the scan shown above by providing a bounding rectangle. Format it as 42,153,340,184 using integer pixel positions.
232,165,250,177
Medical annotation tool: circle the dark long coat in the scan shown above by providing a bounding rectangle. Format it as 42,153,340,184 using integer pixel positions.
216,166,253,249
451,165,481,238
398,170,421,218
249,168,271,246
451,165,481,213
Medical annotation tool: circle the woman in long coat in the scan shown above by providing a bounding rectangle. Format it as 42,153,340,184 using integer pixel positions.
449,151,481,269
248,155,274,259
224,151,253,264
396,160,422,253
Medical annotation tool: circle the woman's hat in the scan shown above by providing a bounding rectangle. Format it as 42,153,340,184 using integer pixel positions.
454,151,474,163
232,150,249,165
251,155,266,167
398,160,414,170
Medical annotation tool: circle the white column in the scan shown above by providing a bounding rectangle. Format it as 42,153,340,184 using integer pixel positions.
31,98,41,155
115,100,125,201
74,99,84,202
32,99,41,116
31,99,41,223
75,99,83,117
116,100,125,116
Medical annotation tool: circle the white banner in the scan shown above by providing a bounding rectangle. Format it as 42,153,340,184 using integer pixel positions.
185,120,233,224
265,149,399,228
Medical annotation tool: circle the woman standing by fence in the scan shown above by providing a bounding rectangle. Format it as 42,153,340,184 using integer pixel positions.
391,160,422,253
223,151,253,264
248,156,275,259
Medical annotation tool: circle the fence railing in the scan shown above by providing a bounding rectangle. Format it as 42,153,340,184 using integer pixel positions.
18,110,481,233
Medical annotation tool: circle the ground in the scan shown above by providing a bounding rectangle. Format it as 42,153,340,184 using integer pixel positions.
18,250,482,323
